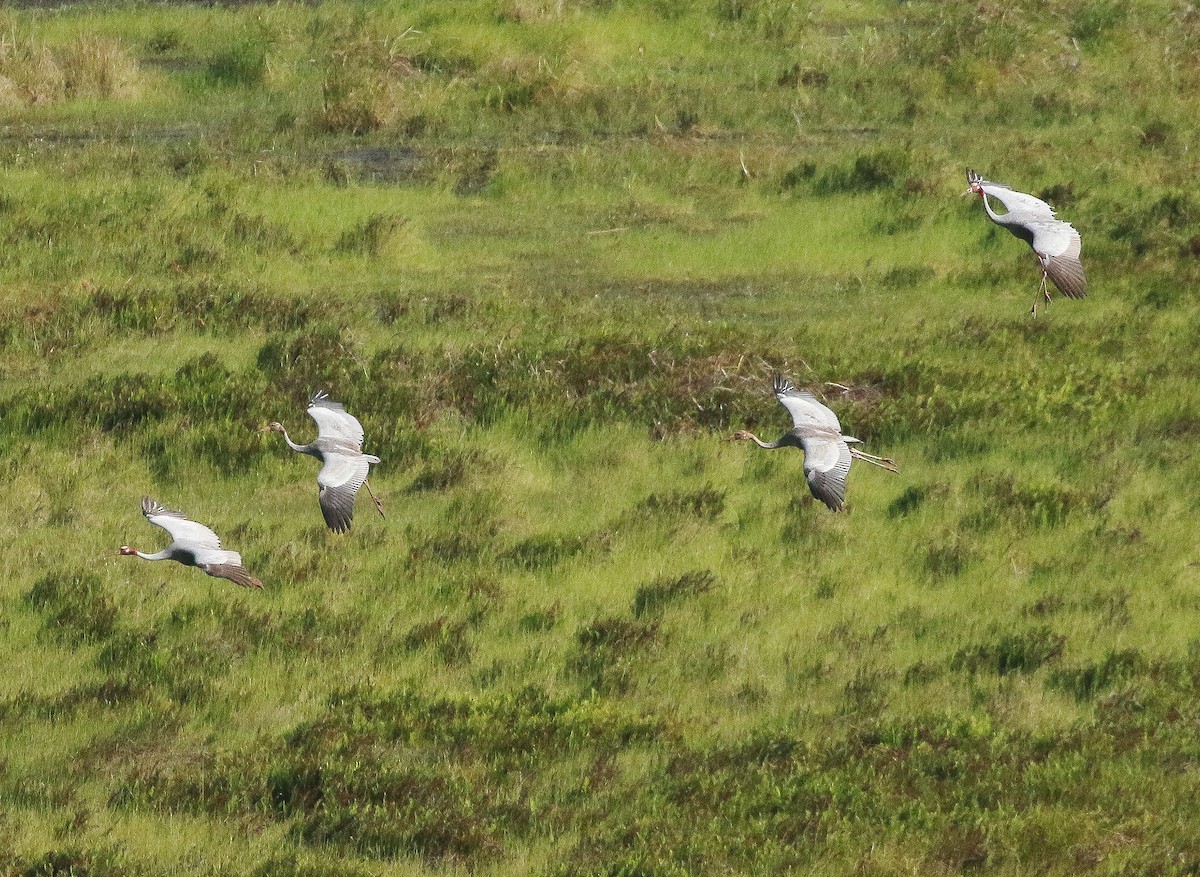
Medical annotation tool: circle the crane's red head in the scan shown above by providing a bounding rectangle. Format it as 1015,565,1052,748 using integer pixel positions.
728,430,756,442
118,545,137,556
964,168,986,197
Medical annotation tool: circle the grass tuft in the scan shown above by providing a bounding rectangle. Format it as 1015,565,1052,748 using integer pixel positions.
24,570,117,643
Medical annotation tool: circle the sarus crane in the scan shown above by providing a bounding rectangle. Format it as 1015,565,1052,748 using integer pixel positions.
119,497,262,589
729,374,897,512
268,391,383,533
965,168,1086,315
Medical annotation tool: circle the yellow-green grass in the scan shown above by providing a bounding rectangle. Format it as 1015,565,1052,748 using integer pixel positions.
4,0,1200,874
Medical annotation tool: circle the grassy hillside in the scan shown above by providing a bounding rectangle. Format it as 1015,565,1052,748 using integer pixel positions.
3,1,1200,874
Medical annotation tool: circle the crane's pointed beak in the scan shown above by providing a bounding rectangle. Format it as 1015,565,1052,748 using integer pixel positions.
961,187,975,197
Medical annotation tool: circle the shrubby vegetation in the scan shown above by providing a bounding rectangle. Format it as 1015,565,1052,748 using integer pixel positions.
2,1,1200,874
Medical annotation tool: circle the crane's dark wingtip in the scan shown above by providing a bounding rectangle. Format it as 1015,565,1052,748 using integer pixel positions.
1044,257,1087,300
141,496,166,517
322,514,352,534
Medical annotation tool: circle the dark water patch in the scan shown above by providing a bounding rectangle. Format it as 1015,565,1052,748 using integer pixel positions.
454,149,498,195
0,124,202,146
324,145,422,184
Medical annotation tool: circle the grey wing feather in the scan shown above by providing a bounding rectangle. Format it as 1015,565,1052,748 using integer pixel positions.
142,497,223,551
1043,253,1087,298
772,374,841,431
1036,223,1086,298
317,454,371,533
201,562,263,589
798,431,852,512
307,392,366,448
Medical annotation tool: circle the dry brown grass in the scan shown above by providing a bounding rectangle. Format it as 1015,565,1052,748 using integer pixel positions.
0,30,141,105
313,31,418,134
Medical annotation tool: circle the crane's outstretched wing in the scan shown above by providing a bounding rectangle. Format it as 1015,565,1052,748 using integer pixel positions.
772,374,841,431
316,453,372,533
1033,222,1086,299
142,497,223,551
797,429,852,512
307,391,365,448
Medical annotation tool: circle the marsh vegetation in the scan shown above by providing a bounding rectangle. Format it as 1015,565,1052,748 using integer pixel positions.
3,1,1200,874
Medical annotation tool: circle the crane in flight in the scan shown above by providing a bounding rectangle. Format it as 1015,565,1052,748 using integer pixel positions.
267,391,383,533
730,374,897,512
965,168,1086,315
119,497,262,589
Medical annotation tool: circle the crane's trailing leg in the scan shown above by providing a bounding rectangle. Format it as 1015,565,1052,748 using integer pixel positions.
364,479,386,519
1030,267,1053,317
849,448,899,473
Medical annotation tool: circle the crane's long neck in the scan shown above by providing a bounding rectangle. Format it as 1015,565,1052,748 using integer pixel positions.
135,548,173,561
748,432,795,450
277,426,317,456
978,190,1034,245
979,191,1003,225
980,189,1027,233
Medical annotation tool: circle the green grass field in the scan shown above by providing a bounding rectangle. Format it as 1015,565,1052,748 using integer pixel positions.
3,1,1200,874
